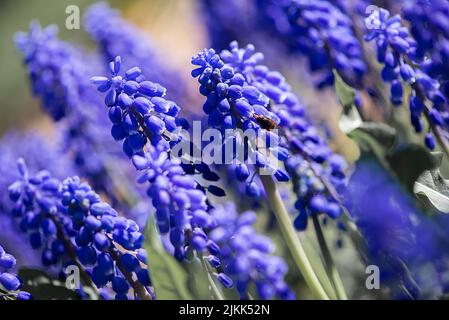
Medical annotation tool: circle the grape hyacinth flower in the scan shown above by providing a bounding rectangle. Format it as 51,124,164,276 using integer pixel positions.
219,41,347,229
208,203,295,300
92,57,297,298
365,8,449,150
0,131,74,267
91,56,183,149
131,144,213,260
91,57,220,261
15,22,146,212
0,245,31,300
191,47,290,198
257,0,367,88
14,21,97,122
345,158,449,299
8,159,152,300
192,45,336,300
15,23,112,189
403,0,449,99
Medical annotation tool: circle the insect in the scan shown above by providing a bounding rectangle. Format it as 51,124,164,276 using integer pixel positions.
254,114,277,131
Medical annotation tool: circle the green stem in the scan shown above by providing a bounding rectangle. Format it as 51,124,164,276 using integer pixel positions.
300,233,338,299
311,214,348,300
430,120,449,160
260,175,329,300
201,256,225,300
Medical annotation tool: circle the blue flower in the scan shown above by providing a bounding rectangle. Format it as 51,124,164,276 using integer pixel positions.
257,0,366,88
0,245,31,300
15,22,135,205
191,47,290,197
8,159,152,300
15,22,96,121
91,56,183,151
132,145,210,260
346,158,449,299
220,41,347,227
364,7,449,148
0,131,76,268
92,57,222,263
207,203,295,300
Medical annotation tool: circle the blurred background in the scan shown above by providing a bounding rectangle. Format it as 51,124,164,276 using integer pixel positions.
0,0,207,132
0,0,357,160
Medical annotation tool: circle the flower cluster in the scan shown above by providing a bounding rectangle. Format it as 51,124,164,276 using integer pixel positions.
14,22,94,121
191,47,290,197
345,158,449,299
92,56,296,298
91,56,183,150
365,8,449,149
257,0,366,88
208,203,295,300
402,0,449,59
8,0,449,302
14,22,130,202
132,145,212,261
403,0,449,99
0,132,75,267
8,159,152,300
219,41,347,229
92,57,219,262
0,245,31,300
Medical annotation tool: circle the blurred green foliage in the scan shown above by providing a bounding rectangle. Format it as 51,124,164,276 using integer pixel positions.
0,0,127,133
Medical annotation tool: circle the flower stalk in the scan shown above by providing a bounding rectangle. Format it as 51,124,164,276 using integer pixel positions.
311,214,348,300
260,175,329,300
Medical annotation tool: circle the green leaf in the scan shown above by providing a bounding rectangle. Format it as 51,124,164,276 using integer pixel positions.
18,268,80,300
333,70,356,111
185,256,224,300
334,69,396,160
349,124,435,193
143,218,193,300
339,105,363,134
334,71,363,134
334,70,437,197
349,122,396,162
387,144,436,192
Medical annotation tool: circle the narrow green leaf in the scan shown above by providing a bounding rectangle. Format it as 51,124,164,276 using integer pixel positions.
334,70,437,203
334,71,363,134
186,257,214,300
143,218,193,300
339,105,363,134
387,144,435,192
333,70,356,111
348,122,397,171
